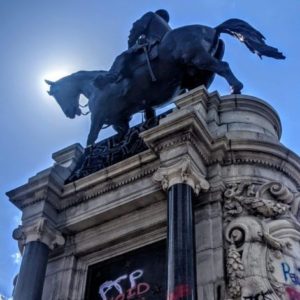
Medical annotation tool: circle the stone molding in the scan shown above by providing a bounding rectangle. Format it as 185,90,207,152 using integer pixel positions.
220,94,282,139
209,139,300,188
174,85,210,111
140,107,212,165
6,165,66,211
17,137,300,213
52,143,84,168
153,156,210,195
13,218,65,252
62,164,158,211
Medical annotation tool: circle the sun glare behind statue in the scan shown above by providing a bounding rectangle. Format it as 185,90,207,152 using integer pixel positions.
42,69,70,92
40,69,71,112
43,69,70,81
42,69,71,104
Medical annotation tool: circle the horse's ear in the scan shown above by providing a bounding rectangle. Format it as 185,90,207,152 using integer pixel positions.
45,79,54,85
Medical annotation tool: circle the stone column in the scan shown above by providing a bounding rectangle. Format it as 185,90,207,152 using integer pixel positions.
154,156,209,300
12,218,65,300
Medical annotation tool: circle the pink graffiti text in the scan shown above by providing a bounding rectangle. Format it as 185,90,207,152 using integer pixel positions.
109,282,150,300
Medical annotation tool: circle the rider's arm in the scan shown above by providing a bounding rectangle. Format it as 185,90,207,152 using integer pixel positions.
127,12,153,48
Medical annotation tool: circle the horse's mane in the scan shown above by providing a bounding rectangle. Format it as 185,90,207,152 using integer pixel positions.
56,70,107,84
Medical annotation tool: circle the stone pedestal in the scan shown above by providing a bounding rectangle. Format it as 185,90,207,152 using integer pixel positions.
7,87,300,300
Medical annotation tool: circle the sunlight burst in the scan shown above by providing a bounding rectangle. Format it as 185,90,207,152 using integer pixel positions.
42,69,71,93
42,69,71,102
43,69,70,82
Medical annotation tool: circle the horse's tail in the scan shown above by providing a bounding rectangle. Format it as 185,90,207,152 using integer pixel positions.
215,18,285,59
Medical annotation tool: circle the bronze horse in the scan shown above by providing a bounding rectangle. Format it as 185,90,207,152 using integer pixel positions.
46,18,284,146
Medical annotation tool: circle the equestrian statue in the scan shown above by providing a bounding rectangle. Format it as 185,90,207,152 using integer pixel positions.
46,9,285,146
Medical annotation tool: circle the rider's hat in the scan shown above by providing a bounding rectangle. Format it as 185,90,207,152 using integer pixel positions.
155,9,170,23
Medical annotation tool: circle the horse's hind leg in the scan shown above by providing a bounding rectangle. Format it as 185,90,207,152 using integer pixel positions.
193,56,243,94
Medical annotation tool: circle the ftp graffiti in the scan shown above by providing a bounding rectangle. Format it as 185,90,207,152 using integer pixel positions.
99,269,150,300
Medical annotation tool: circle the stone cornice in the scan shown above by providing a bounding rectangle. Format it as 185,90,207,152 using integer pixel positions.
141,106,213,164
223,139,300,187
13,218,65,252
60,165,158,211
153,156,210,195
6,144,83,211
59,150,158,209
6,165,66,210
174,85,210,111
62,149,157,196
205,136,300,188
52,143,84,167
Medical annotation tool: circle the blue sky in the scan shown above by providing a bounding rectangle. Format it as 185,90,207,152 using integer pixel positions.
1,0,300,297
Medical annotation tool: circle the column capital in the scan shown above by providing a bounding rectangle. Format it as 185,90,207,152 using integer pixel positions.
13,218,65,252
153,156,209,195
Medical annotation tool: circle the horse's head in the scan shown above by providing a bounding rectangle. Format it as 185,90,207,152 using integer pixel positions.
45,77,81,119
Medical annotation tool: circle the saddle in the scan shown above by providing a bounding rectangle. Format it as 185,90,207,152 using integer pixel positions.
94,41,160,88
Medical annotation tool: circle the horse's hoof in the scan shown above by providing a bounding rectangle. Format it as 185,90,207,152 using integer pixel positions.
143,117,157,129
231,89,241,95
230,82,243,94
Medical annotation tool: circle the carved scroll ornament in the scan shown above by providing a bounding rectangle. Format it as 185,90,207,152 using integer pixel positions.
13,218,65,253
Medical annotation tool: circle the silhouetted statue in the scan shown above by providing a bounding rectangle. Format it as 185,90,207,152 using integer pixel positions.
46,10,285,146
95,9,171,87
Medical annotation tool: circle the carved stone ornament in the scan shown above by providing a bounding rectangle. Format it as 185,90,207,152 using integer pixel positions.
226,239,245,298
152,156,209,195
224,181,300,300
223,181,297,225
13,218,65,253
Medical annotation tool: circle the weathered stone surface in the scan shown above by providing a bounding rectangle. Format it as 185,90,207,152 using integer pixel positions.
7,87,300,299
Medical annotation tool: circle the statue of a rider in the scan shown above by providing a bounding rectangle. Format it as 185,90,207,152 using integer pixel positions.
94,9,171,88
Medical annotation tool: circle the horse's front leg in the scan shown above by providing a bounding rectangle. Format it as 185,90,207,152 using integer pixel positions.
193,56,243,94
86,114,104,146
112,118,130,143
143,107,157,128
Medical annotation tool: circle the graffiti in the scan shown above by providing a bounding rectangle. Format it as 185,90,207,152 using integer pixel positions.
167,284,191,300
100,275,127,299
105,283,150,300
243,290,273,300
99,269,149,300
286,287,300,300
282,263,300,285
